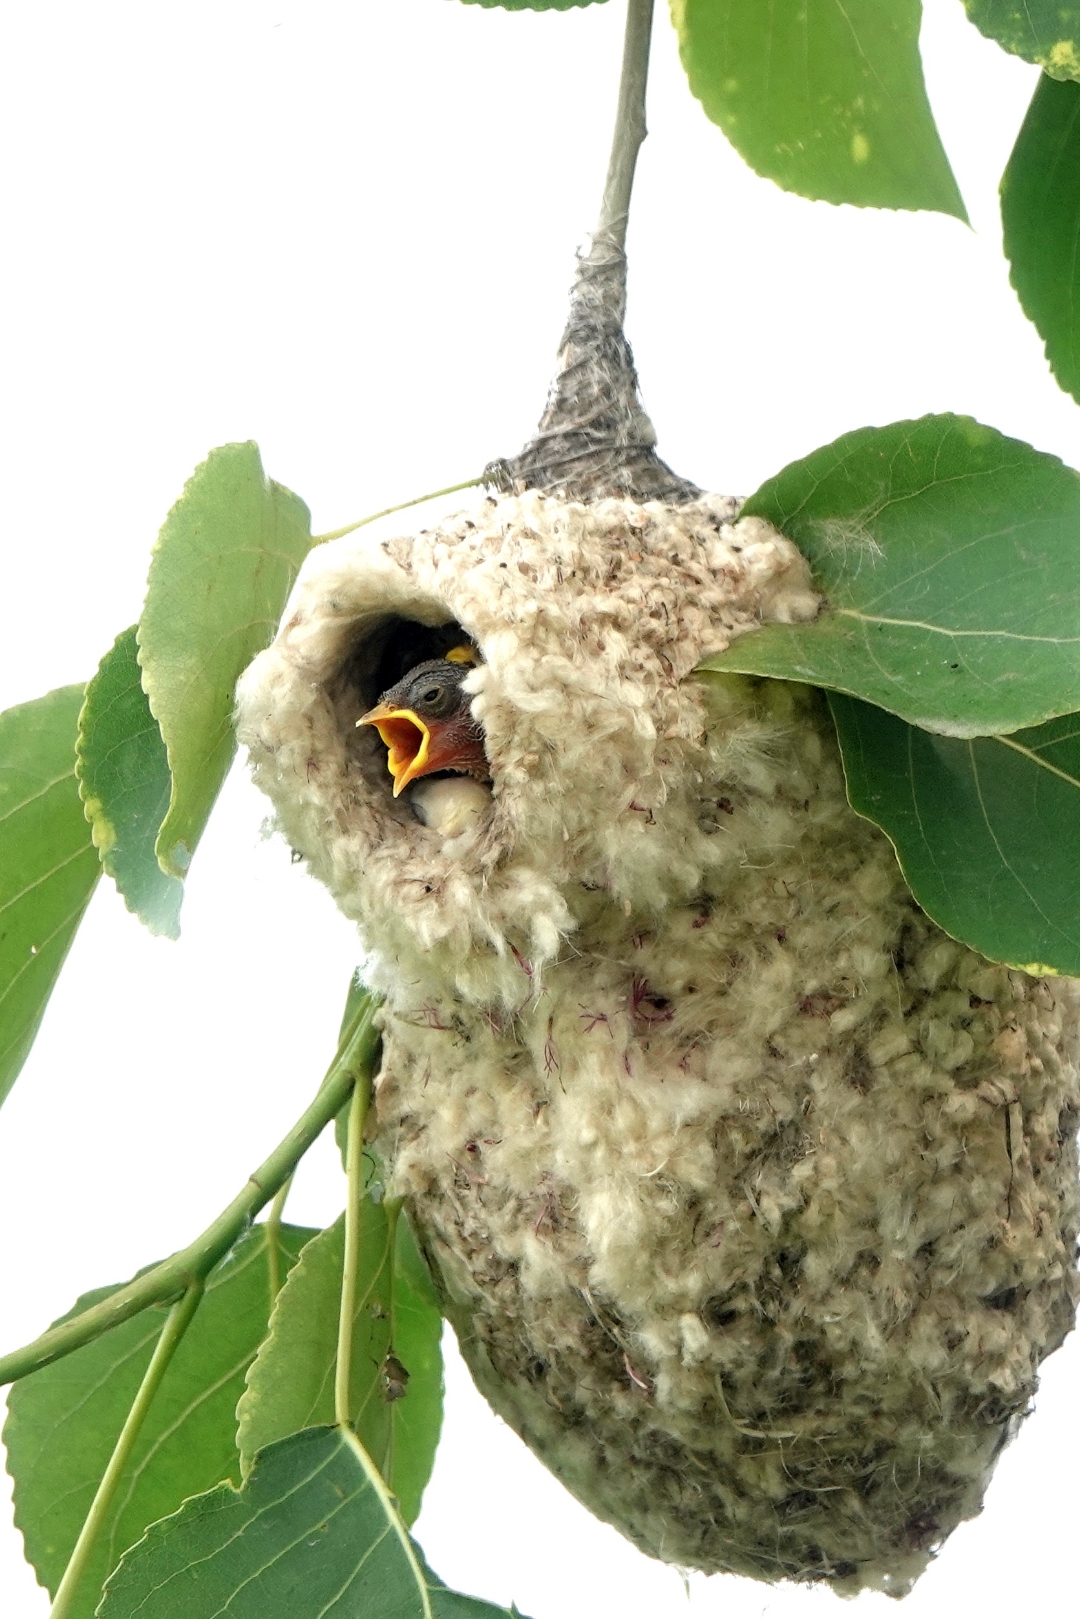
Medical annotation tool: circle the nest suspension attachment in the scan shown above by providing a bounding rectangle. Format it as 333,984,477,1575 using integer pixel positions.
485,0,698,507
484,237,700,505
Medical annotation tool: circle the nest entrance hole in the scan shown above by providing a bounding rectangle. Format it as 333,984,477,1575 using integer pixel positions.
334,615,493,823
337,613,477,714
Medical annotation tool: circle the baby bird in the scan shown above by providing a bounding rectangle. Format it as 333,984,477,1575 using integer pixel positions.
358,651,490,797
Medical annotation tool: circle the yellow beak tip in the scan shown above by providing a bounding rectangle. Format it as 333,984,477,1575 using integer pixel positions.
357,703,432,795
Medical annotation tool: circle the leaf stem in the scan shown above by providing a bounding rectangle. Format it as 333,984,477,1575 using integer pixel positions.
0,999,381,1387
47,1280,205,1619
595,0,655,250
335,1071,371,1428
265,1173,294,1308
338,1427,433,1619
310,478,484,547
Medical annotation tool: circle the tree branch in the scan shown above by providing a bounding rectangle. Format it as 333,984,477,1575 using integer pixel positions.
596,0,655,252
0,999,381,1387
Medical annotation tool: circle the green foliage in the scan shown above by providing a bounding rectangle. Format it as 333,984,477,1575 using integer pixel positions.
701,415,1080,737
238,1208,443,1525
339,973,371,1038
1002,73,1080,409
77,627,183,940
830,694,1080,975
4,1224,315,1619
670,0,965,216
138,442,311,880
460,0,602,9
962,1,1080,79
97,1427,526,1619
0,685,100,1111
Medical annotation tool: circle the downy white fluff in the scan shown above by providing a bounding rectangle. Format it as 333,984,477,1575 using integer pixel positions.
237,490,1080,1595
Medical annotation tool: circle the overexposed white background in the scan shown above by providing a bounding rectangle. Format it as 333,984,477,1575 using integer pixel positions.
1,1,1078,1614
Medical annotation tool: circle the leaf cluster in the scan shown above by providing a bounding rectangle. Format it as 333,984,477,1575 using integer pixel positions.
701,414,1080,973
2,983,517,1618
0,449,518,1616
494,0,1080,415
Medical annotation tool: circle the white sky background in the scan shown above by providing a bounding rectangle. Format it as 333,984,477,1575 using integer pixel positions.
0,0,1078,1614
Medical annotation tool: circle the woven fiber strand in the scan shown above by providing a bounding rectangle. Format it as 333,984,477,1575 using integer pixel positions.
485,243,700,505
237,491,1080,1595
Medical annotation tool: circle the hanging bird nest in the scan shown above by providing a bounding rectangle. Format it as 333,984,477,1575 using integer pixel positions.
235,238,1080,1596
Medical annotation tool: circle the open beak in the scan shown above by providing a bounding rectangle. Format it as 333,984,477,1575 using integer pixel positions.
358,703,431,797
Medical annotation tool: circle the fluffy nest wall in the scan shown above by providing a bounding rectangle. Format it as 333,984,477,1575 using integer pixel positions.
236,490,1080,1597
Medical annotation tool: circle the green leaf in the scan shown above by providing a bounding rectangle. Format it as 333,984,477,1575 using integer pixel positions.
76,627,183,939
461,0,600,8
1002,73,1080,408
99,1428,523,1619
237,1208,443,1525
0,685,100,1110
138,443,311,880
339,972,372,1043
670,0,965,216
4,1223,315,1619
701,415,1080,738
962,2,1080,79
829,692,1080,975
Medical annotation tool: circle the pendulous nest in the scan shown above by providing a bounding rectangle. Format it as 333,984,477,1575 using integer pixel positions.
237,489,1080,1596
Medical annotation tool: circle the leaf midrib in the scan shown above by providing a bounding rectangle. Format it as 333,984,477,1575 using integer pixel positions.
832,607,1080,644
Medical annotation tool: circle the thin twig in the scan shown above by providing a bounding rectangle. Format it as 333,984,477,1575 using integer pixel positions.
265,1173,294,1308
47,1280,205,1619
0,1000,381,1387
485,0,697,505
595,0,655,251
311,477,483,547
382,1195,404,1483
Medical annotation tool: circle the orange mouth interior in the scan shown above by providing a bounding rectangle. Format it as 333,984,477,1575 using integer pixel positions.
359,704,431,796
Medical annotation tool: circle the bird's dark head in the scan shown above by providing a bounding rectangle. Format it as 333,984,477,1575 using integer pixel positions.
393,658,473,722
358,652,489,796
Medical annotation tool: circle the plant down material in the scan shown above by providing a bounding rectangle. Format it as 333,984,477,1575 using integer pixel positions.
237,490,1080,1595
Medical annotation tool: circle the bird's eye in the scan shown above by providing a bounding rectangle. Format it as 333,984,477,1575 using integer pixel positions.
410,676,458,717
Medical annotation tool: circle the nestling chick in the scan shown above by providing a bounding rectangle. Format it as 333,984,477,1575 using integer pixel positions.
358,651,490,797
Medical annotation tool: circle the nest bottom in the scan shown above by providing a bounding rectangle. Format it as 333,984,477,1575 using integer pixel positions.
394,912,1080,1599
443,1292,1017,1595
